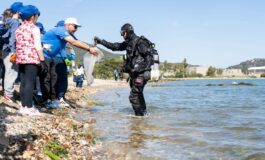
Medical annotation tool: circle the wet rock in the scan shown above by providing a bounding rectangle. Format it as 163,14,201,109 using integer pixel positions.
244,152,265,160
207,82,257,86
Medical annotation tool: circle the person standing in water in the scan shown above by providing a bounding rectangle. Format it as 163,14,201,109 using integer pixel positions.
94,23,154,116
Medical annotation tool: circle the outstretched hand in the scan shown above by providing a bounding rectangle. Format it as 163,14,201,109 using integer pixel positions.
89,47,98,56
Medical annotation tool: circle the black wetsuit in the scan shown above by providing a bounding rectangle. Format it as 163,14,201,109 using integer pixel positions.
100,33,152,116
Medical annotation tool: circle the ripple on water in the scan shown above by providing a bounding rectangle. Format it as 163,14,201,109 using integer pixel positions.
88,80,265,160
205,144,255,158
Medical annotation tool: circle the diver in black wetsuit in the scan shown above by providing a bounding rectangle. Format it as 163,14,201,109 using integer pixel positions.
94,23,153,116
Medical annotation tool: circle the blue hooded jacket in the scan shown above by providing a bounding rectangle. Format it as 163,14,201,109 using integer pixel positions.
1,17,20,53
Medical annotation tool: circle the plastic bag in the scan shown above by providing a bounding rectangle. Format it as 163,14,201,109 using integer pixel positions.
83,47,104,86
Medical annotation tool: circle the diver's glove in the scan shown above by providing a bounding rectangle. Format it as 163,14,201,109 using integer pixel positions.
94,36,102,45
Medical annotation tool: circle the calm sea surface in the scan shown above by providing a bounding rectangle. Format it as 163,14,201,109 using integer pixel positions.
77,79,265,160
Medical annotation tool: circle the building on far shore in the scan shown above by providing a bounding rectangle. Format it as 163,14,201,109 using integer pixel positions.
248,66,265,76
222,69,244,76
187,66,209,76
187,66,245,77
163,70,176,77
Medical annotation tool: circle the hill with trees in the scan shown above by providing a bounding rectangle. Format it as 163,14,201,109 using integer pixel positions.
227,58,265,73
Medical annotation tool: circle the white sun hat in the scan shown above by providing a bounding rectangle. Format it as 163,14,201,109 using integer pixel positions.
65,17,81,27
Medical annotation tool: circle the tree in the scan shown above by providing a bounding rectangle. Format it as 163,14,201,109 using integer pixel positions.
163,60,168,72
182,58,188,77
207,66,216,77
216,68,223,76
94,58,123,79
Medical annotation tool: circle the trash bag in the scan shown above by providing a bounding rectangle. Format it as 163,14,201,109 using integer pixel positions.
83,47,104,86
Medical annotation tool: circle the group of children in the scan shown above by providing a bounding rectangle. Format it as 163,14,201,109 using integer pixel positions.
0,2,98,116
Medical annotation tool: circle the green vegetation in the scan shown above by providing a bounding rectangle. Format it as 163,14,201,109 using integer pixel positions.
206,66,216,77
188,73,203,78
182,58,188,77
216,68,223,75
260,73,265,78
205,66,224,77
71,123,78,131
44,141,68,159
45,152,61,160
161,59,190,78
160,58,206,78
93,57,124,79
228,58,265,73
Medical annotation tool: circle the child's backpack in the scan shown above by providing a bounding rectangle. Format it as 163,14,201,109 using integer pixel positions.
0,16,8,51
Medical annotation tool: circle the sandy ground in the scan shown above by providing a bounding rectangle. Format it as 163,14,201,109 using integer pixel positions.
0,78,128,159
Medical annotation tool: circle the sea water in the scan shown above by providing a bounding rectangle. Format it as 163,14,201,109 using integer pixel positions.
78,79,265,160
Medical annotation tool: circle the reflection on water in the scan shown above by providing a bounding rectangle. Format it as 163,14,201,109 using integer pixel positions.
109,118,166,160
78,79,265,160
128,118,148,149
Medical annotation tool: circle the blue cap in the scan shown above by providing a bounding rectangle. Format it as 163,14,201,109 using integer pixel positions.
36,22,46,34
33,5,40,16
10,2,23,13
55,20,65,27
19,5,40,20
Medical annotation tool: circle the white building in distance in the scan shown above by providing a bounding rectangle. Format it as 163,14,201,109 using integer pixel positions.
222,69,244,76
248,66,265,76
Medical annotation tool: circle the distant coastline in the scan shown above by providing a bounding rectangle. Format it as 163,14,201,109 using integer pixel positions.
156,77,265,83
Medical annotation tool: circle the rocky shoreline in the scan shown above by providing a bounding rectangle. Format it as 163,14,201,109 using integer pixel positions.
0,79,127,160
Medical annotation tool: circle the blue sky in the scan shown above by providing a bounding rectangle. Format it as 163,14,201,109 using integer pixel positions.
1,0,265,68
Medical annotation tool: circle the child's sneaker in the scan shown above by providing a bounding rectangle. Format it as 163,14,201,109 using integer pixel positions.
24,107,41,116
52,99,62,108
4,94,14,103
59,98,70,107
18,106,26,114
45,100,58,109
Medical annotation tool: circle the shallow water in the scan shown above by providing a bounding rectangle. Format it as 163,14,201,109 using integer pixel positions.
77,79,265,160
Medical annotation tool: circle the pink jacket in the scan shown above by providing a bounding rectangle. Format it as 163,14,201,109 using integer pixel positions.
15,20,41,64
